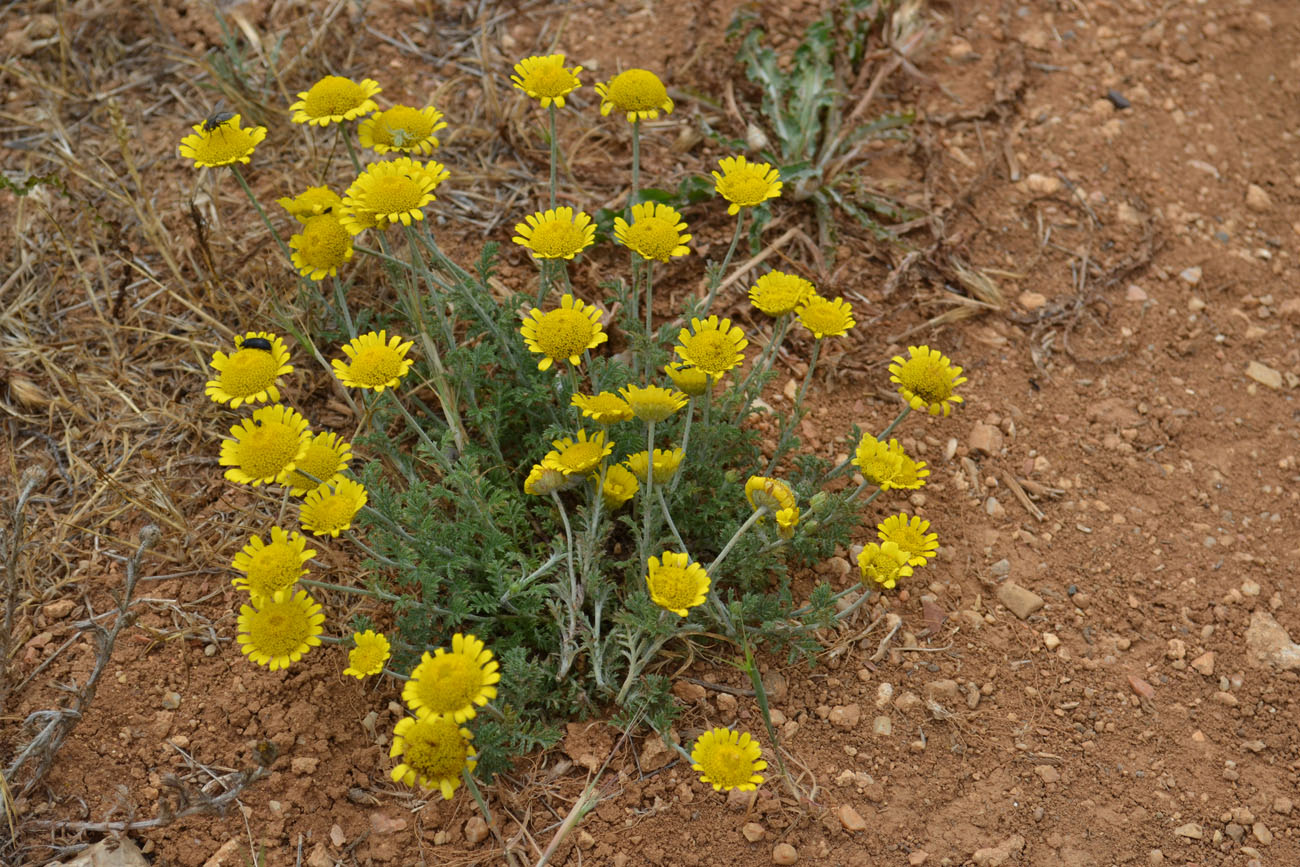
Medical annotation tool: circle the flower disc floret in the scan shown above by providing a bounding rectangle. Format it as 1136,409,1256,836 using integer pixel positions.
519,293,607,371
619,384,687,422
745,476,796,514
219,404,311,487
572,391,634,425
877,513,939,566
857,540,913,590
796,294,855,339
749,270,814,317
390,714,476,799
511,54,583,108
290,214,353,280
278,186,344,222
358,105,447,154
283,431,352,496
290,75,381,126
300,479,367,538
613,202,691,262
524,461,569,496
344,630,391,678
231,527,315,601
712,155,782,215
340,158,444,232
512,207,596,260
544,430,613,476
664,362,710,397
206,332,293,408
624,448,685,485
236,588,325,671
691,728,766,792
602,464,639,510
889,345,967,416
645,551,710,616
332,330,415,392
595,68,673,122
674,316,748,380
403,633,501,723
178,115,267,168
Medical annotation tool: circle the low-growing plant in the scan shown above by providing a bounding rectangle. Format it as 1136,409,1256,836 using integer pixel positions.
189,51,966,805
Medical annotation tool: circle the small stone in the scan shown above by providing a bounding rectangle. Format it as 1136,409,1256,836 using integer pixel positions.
1034,765,1060,783
369,812,408,834
1214,690,1239,706
202,840,241,867
1148,850,1163,866
329,824,346,847
923,679,960,704
1165,639,1186,661
872,715,893,736
969,423,1004,456
1106,89,1131,109
1272,796,1294,815
972,834,1025,867
894,691,922,713
1241,579,1261,597
1245,610,1300,670
772,842,799,864
1126,284,1148,302
1245,361,1283,390
908,852,930,866
875,683,894,708
464,816,489,845
1179,266,1202,286
1190,652,1215,676
1245,184,1273,213
838,804,868,832
1043,633,1061,651
997,582,1044,620
290,757,319,775
41,599,76,620
1252,823,1273,845
828,703,861,729
1018,291,1047,311
1128,675,1155,700
306,842,333,867
1173,823,1202,839
161,691,182,710
742,822,766,842
1025,173,1062,194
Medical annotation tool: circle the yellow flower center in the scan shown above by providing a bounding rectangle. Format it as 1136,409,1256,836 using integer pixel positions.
375,106,433,144
415,653,484,714
555,441,605,474
349,642,387,675
624,218,681,261
221,349,279,398
311,491,357,532
298,217,351,266
304,78,370,117
702,742,751,787
351,345,404,386
401,716,468,780
236,421,303,480
648,564,697,610
751,274,811,316
247,603,312,657
528,220,588,257
606,69,668,111
528,65,577,97
900,358,955,403
536,309,598,362
798,298,850,336
244,542,304,597
682,331,737,374
722,172,773,206
365,176,428,219
862,550,899,579
285,439,343,492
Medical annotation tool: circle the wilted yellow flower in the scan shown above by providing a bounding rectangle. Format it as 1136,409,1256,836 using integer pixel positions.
601,464,639,510
278,186,344,222
664,362,710,397
524,461,569,496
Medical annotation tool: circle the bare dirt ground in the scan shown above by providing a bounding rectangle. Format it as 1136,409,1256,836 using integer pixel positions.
3,1,1299,865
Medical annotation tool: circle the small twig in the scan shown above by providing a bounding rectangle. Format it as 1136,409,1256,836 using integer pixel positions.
1001,472,1045,522
869,613,903,662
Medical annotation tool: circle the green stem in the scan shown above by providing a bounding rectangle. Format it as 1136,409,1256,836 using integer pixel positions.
822,405,912,484
643,259,655,354
700,216,745,316
668,398,693,496
536,258,552,307
298,577,400,603
657,487,686,551
833,587,875,622
736,314,791,422
229,165,292,263
332,276,356,339
629,118,640,211
707,506,767,575
342,130,363,173
789,584,863,618
548,103,559,210
641,419,656,557
384,387,449,468
766,338,822,475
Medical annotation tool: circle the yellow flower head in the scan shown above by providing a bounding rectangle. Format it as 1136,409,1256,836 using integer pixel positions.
619,383,688,422
852,433,930,491
613,202,691,263
340,158,448,233
645,551,710,616
290,75,381,126
290,213,354,281
889,345,967,417
601,464,639,510
857,540,913,590
796,294,855,339
178,115,267,168
403,633,502,723
519,293,607,371
236,588,325,671
344,630,391,678
299,478,367,538
572,391,634,425
623,447,685,485
712,155,782,216
664,362,710,397
691,728,767,792
358,105,447,154
595,68,673,122
205,331,293,408
884,439,930,490
775,505,800,539
513,207,596,260
523,461,570,496
744,476,796,514
674,316,748,381
283,431,352,497
750,270,815,318
390,714,477,800
278,186,344,223
332,330,415,392
543,430,613,475
219,404,311,487
231,526,316,601
877,513,939,567
511,54,583,108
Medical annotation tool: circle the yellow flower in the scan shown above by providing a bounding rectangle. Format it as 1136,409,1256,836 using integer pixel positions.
690,728,766,792
332,330,415,392
775,506,800,539
403,633,501,722
358,105,447,154
290,75,381,126
524,461,570,496
601,464,639,510
796,294,855,339
712,155,782,215
674,316,748,380
390,714,476,800
299,478,368,538
343,630,391,678
744,476,796,514
889,345,967,417
178,114,268,168
619,384,687,422
205,332,293,408
595,68,673,122
340,158,448,233
749,270,815,317
613,202,691,263
283,431,352,497
236,588,325,671
543,430,613,475
664,362,710,397
289,213,354,280
623,448,685,485
513,207,596,260
519,293,607,371
852,434,928,490
572,391,634,425
877,513,939,567
857,541,913,590
884,439,930,490
277,186,344,223
231,527,315,601
219,404,311,487
511,54,583,108
645,551,710,616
